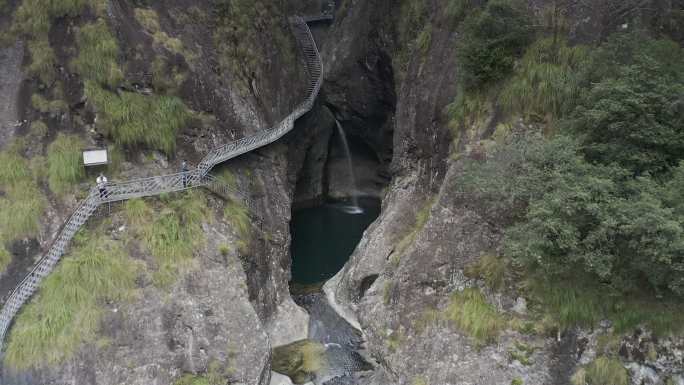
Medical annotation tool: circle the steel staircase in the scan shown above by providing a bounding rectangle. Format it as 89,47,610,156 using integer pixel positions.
0,15,323,353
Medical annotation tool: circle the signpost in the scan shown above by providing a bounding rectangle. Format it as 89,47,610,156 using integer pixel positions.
82,148,109,166
82,148,110,214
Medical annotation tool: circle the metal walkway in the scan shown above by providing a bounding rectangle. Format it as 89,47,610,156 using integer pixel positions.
0,16,323,351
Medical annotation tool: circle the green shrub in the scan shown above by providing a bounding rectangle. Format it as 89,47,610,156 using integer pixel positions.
47,133,85,195
4,229,138,369
664,161,684,219
571,357,628,385
272,340,327,384
511,378,524,385
72,19,123,88
85,81,190,155
445,288,504,345
458,0,533,90
565,31,684,175
445,0,478,24
458,133,684,298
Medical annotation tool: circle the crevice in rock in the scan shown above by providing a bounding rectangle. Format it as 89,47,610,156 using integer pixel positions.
358,274,378,300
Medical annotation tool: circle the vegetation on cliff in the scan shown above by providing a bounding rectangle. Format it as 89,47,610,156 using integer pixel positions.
125,192,213,288
0,143,47,272
75,18,191,155
5,227,139,369
4,191,213,370
452,1,684,336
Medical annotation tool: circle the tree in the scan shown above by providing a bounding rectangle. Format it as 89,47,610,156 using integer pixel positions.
458,134,684,296
457,0,534,90
565,31,684,175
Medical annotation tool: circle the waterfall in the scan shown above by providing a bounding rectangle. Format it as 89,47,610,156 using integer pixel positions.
335,120,363,214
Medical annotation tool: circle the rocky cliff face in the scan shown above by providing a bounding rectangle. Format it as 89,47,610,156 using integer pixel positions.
317,1,684,384
2,205,271,385
0,0,317,383
1,0,682,384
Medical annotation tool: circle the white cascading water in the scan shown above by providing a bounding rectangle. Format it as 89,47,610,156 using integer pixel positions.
335,120,363,214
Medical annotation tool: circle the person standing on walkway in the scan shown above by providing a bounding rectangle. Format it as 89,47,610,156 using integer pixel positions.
181,160,189,188
96,173,108,199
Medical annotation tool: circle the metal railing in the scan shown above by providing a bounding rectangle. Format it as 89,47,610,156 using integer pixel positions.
0,16,323,354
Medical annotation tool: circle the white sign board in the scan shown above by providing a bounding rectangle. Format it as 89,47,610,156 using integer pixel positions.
82,149,108,166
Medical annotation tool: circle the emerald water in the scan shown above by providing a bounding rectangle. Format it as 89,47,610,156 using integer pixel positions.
290,198,380,285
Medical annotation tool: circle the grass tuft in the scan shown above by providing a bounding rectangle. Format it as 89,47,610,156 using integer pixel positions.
0,146,46,243
393,198,434,264
465,254,508,291
445,288,504,345
0,246,11,274
85,81,190,155
499,37,588,125
123,199,153,229
223,198,250,254
524,275,684,336
72,19,123,88
31,93,67,115
173,360,229,385
29,120,49,138
4,229,138,370
26,37,56,84
73,19,190,155
47,133,85,195
571,357,628,385
126,192,211,287
135,8,186,56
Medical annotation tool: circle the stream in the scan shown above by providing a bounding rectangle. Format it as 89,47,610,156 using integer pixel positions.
275,198,380,384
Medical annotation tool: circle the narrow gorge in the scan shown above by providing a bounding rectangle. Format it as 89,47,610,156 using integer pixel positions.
0,1,683,385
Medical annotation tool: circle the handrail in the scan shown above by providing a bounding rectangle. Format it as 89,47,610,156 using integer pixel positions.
0,16,324,357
